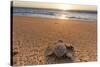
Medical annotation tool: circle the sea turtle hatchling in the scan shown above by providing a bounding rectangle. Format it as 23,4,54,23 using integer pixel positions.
45,40,74,59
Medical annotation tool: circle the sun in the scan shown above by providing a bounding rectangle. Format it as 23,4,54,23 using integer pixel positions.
57,4,73,10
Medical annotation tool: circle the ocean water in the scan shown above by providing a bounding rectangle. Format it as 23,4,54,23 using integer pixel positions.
12,7,97,20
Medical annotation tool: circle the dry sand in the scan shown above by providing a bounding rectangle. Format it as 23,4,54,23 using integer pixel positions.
12,16,97,66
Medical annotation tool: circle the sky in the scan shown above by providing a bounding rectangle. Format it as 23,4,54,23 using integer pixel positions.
12,1,97,11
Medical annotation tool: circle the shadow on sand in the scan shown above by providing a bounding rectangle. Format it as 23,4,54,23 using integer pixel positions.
45,54,74,64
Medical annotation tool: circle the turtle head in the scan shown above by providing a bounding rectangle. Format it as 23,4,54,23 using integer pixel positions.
58,40,63,43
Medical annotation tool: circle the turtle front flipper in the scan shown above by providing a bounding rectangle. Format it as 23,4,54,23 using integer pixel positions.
45,46,54,56
65,45,75,60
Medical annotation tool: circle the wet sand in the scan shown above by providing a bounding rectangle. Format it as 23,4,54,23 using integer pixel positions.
12,16,97,66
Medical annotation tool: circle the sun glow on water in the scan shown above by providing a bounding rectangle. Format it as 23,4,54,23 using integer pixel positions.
58,14,67,19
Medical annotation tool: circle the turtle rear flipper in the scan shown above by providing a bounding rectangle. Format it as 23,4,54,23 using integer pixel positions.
66,52,73,58
66,50,75,61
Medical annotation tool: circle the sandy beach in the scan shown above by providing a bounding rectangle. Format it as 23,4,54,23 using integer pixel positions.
12,16,97,66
